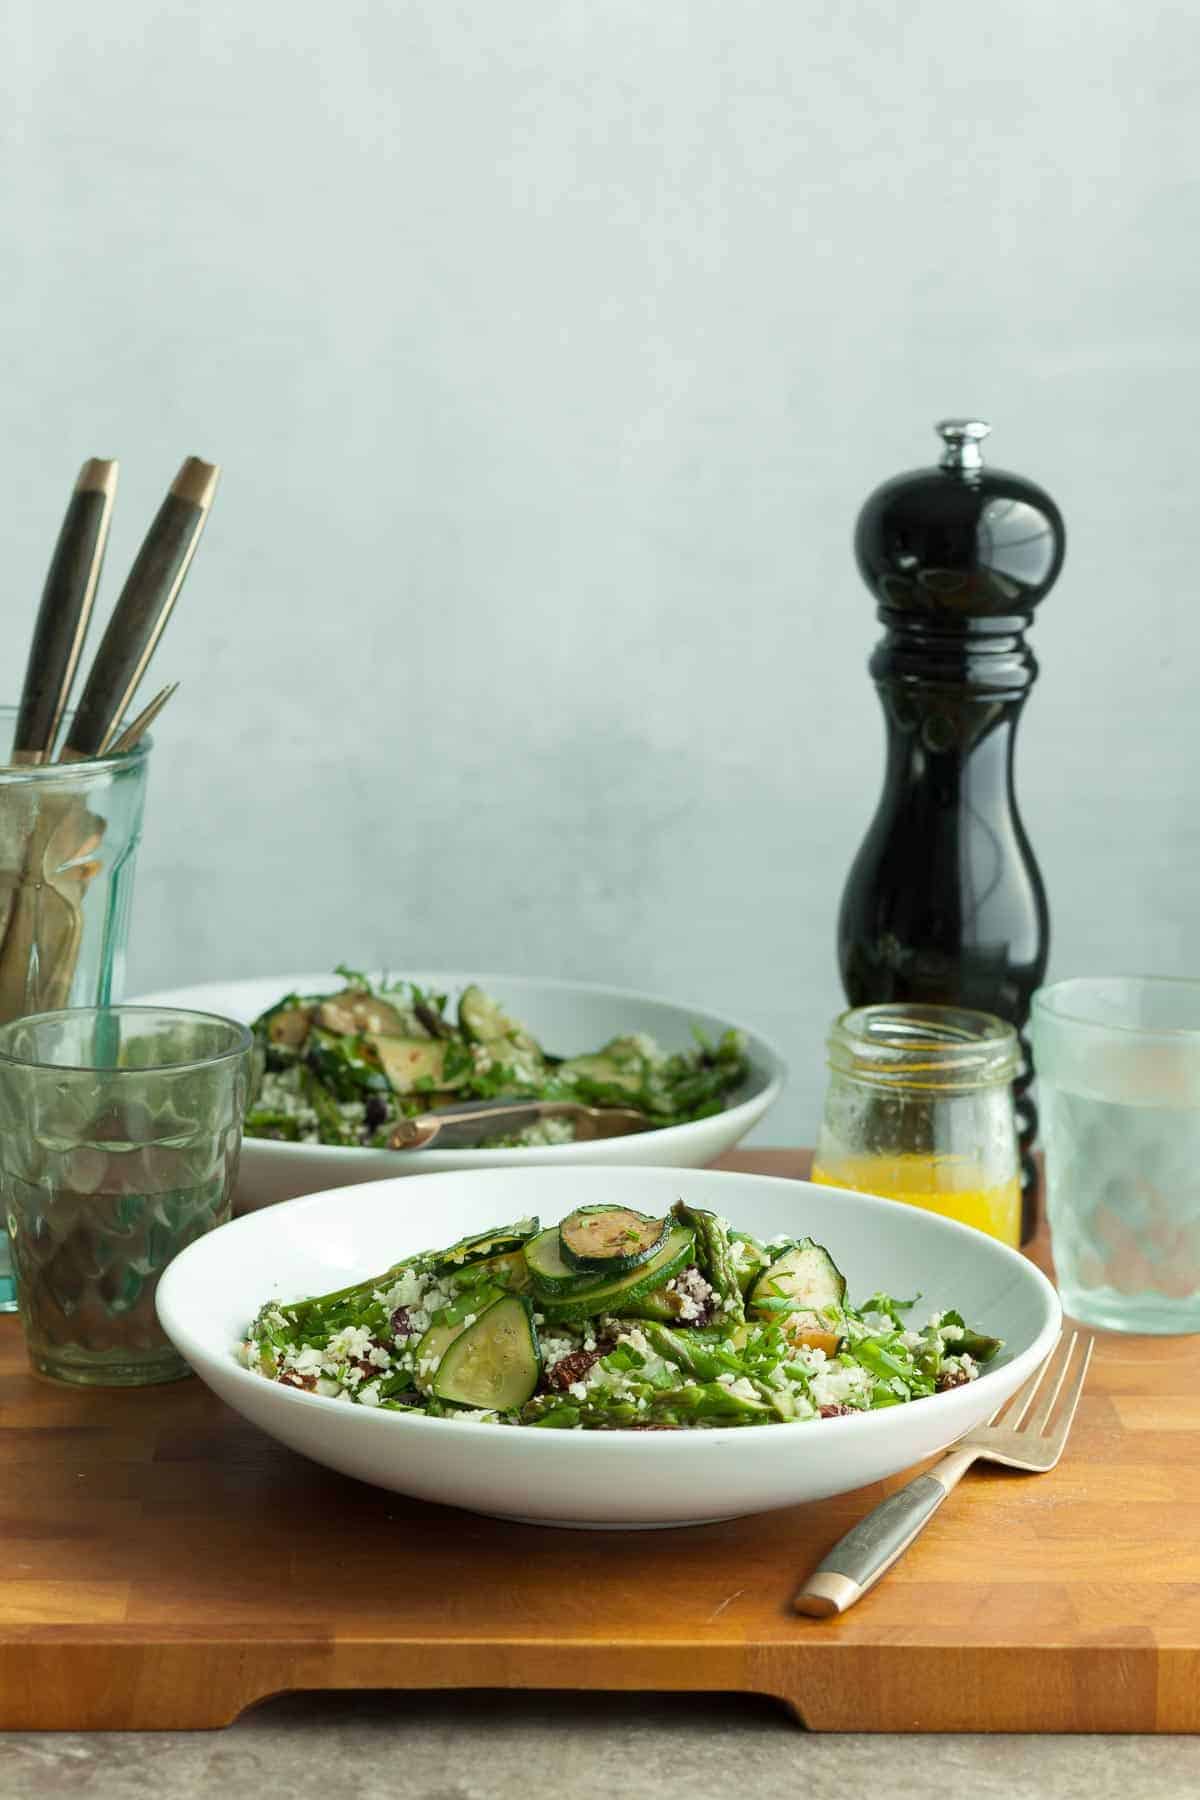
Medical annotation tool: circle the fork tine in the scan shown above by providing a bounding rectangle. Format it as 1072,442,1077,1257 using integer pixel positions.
1024,1330,1079,1435
993,1333,1060,1428
1043,1334,1094,1453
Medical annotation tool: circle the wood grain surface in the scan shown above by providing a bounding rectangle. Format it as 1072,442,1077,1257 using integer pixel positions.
2,1149,1198,1734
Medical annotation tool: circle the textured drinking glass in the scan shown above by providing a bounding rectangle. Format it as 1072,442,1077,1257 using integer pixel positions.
0,1006,250,1384
1032,977,1200,1335
0,712,150,1311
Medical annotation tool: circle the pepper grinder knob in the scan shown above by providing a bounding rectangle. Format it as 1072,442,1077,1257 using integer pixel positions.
936,418,991,473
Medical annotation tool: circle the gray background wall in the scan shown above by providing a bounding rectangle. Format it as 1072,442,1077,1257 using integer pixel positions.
5,2,1197,1142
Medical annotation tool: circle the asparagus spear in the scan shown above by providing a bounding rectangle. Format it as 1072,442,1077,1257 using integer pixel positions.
955,1327,1003,1363
302,1067,353,1146
671,1200,745,1323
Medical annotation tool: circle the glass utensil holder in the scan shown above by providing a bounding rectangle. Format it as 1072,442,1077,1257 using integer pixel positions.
0,717,149,1311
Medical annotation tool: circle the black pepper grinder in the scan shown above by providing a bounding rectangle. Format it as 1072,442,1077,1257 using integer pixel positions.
838,419,1066,1244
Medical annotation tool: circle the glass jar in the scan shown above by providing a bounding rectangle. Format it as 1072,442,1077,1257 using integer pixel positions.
811,1003,1022,1247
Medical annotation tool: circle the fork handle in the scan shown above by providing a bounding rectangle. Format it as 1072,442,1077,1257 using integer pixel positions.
794,1452,976,1617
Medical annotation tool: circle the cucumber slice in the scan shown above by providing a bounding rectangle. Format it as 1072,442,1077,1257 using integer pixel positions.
368,1035,470,1095
748,1239,847,1335
434,1218,538,1272
559,1206,668,1274
539,1224,695,1324
431,1294,541,1411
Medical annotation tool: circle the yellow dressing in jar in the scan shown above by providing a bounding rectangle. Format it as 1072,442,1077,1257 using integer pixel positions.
810,1153,1020,1246
812,1006,1022,1250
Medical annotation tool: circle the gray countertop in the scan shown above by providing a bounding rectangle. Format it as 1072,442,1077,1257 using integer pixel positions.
4,1692,1200,1799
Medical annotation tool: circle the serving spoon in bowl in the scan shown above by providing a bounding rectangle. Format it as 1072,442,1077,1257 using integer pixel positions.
387,1096,652,1151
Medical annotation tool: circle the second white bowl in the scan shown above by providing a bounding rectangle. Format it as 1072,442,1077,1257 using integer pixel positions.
133,971,787,1209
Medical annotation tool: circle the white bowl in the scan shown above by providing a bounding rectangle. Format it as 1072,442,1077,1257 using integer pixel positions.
132,972,787,1210
156,1165,1062,1529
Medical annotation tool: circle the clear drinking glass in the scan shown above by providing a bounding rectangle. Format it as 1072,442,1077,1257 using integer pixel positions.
1032,976,1200,1335
811,1003,1022,1246
0,716,151,1311
0,1006,250,1385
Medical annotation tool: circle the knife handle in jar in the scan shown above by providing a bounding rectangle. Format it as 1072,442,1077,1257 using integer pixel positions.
61,456,219,760
12,459,119,764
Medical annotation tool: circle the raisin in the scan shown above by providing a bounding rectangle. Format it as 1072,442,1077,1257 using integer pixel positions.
819,1403,855,1418
937,1367,971,1392
546,1349,602,1391
390,1306,413,1338
364,1093,389,1130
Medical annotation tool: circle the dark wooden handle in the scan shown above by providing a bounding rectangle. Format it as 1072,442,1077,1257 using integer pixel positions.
62,459,217,759
794,1474,949,1615
13,463,117,762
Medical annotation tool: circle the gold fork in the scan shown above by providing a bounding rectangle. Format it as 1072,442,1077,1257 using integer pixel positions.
793,1329,1094,1617
387,1096,652,1150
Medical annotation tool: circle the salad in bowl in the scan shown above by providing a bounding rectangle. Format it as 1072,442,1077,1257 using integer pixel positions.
241,1198,1001,1430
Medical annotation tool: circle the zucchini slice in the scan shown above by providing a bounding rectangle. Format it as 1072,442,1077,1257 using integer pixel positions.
316,989,409,1037
412,1289,495,1395
457,985,545,1075
433,1218,538,1273
368,1035,470,1095
458,985,517,1043
431,1294,541,1411
559,1205,668,1274
446,1248,532,1294
748,1239,847,1338
525,1226,601,1296
555,1051,643,1094
263,998,313,1050
729,1232,772,1295
539,1223,695,1324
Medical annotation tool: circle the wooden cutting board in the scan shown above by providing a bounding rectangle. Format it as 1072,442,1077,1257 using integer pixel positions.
2,1149,1198,1734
